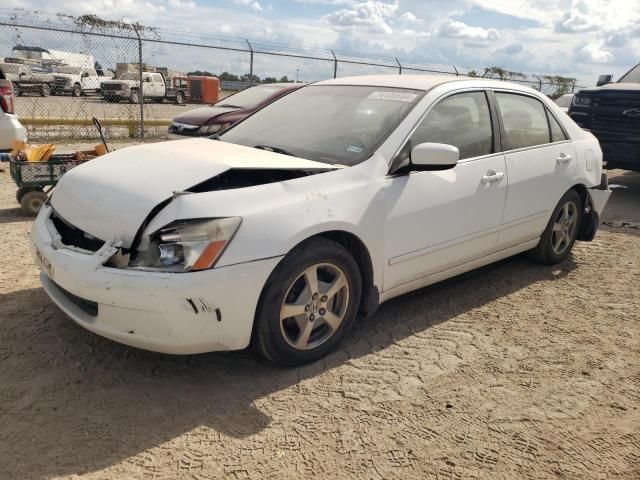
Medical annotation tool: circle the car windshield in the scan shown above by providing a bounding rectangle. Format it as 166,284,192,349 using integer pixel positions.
215,85,285,108
619,63,640,84
219,85,422,165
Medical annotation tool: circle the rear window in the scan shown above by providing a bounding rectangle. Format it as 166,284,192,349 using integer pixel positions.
496,93,550,150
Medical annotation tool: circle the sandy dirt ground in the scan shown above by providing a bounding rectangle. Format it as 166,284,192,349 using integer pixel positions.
0,153,639,479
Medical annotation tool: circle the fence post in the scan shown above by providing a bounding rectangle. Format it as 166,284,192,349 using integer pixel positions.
133,24,144,139
533,74,542,91
395,57,402,75
331,50,338,78
246,39,254,86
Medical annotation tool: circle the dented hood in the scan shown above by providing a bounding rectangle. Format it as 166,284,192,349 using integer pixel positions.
51,138,333,246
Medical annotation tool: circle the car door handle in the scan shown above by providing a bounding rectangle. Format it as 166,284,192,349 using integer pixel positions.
557,153,572,165
481,171,505,184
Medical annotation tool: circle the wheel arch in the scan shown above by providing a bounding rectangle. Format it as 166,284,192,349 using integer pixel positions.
313,230,378,317
259,229,379,322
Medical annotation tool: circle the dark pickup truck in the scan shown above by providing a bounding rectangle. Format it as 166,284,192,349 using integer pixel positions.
569,62,640,171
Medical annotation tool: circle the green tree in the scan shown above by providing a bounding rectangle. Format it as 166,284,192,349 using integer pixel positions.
542,75,577,99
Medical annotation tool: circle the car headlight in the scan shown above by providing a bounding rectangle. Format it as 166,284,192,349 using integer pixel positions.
198,123,231,135
135,217,241,272
572,95,591,106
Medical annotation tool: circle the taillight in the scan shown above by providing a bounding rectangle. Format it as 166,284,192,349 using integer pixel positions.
0,80,15,114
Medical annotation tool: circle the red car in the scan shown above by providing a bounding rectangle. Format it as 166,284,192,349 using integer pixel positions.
168,83,304,138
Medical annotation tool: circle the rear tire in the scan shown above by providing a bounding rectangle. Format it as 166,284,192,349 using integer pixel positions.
20,190,48,216
13,84,21,96
253,237,362,366
175,91,184,104
530,189,582,265
41,84,50,97
129,90,140,104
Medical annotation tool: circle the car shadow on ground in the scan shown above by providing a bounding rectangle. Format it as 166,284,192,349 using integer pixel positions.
0,206,30,224
0,253,576,479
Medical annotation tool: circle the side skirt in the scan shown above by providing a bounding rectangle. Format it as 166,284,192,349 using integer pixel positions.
379,239,539,304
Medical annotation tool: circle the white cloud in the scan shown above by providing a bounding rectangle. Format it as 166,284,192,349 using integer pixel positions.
235,0,263,11
575,43,614,63
323,1,399,34
494,42,524,55
554,9,599,33
438,19,499,41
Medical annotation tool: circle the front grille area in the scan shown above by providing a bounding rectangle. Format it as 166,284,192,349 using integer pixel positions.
168,122,201,136
590,95,640,135
54,76,70,88
101,83,122,91
51,210,105,252
54,281,98,317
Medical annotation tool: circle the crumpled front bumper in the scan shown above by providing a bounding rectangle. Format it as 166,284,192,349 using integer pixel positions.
31,205,282,354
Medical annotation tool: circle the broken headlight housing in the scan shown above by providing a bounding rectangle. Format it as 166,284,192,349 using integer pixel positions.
135,217,241,272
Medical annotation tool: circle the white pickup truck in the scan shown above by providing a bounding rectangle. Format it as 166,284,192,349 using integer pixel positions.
101,72,185,104
0,62,54,96
52,66,113,97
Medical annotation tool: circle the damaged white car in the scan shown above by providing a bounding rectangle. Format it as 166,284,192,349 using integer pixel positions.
31,75,610,365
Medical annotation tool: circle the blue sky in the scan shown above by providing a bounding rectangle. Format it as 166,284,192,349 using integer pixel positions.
2,0,639,84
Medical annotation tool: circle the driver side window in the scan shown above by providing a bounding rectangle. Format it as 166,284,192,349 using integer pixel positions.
410,91,493,160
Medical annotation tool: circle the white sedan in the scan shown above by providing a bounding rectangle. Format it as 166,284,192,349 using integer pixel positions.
31,75,610,365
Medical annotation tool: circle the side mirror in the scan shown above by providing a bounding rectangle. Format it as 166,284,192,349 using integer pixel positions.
19,72,26,77
596,74,612,87
411,142,459,170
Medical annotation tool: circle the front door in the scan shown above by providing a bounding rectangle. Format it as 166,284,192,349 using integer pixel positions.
383,90,508,291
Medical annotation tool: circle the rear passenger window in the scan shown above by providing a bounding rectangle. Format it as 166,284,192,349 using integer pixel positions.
547,110,568,142
410,91,493,160
495,93,550,150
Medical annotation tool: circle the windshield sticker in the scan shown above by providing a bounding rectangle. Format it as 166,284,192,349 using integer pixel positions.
346,144,364,154
367,91,418,102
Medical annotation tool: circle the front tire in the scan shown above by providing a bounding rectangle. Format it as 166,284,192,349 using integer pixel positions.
72,83,82,97
41,84,50,97
530,189,582,265
253,237,362,366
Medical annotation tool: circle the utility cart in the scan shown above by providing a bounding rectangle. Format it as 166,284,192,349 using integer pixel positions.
6,154,90,215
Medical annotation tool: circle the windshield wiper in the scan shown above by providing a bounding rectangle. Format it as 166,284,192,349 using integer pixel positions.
216,103,242,108
254,145,296,156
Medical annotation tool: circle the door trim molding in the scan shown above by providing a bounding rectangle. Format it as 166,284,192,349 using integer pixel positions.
388,210,546,266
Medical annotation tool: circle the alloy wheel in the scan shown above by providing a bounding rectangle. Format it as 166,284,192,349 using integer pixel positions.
551,200,577,255
279,263,349,351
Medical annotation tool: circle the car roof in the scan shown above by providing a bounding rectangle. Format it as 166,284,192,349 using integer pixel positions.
314,74,538,94
260,82,305,89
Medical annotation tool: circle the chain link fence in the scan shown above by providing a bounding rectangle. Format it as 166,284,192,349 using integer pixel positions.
0,12,587,142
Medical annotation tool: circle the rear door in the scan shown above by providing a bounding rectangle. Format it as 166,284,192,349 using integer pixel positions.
492,91,576,247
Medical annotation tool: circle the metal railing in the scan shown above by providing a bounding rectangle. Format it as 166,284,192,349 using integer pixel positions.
0,13,586,142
